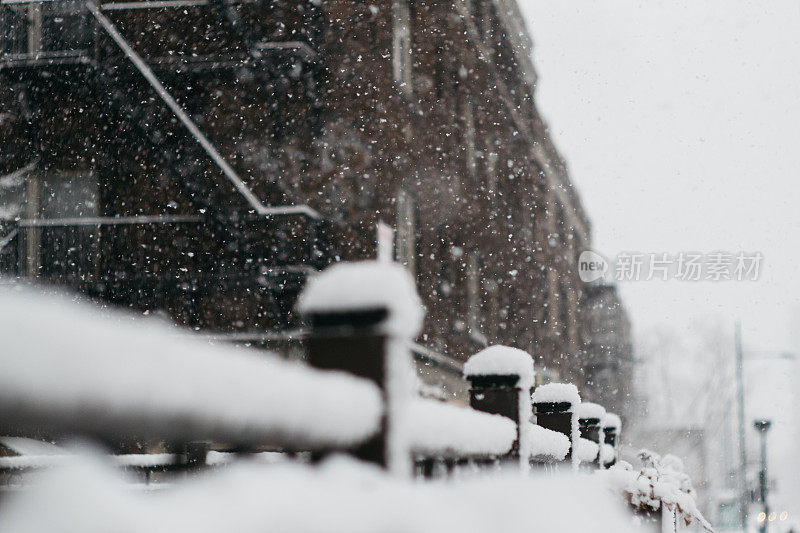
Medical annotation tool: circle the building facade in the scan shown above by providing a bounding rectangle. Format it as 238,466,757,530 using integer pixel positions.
582,283,634,418
1,0,612,396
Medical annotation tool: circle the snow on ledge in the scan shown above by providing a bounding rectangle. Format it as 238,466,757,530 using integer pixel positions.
525,423,570,461
296,261,425,337
463,346,535,388
0,285,384,449
574,402,606,421
531,383,580,406
0,454,175,470
205,451,288,466
407,399,516,456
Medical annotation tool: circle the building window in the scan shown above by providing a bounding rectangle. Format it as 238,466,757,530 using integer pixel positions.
395,188,417,276
392,0,413,95
19,171,98,279
0,5,28,54
0,1,91,55
41,1,91,52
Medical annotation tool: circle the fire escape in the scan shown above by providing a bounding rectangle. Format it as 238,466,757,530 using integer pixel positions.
0,0,333,334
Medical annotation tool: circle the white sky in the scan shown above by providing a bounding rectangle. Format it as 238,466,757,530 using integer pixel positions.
519,0,800,354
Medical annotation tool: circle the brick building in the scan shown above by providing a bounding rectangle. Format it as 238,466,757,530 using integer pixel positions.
582,282,634,418
1,0,609,397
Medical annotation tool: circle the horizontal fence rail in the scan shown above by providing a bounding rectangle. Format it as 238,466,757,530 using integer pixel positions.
0,285,383,450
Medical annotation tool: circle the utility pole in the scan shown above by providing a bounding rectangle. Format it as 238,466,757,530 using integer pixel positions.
754,419,771,533
735,321,748,531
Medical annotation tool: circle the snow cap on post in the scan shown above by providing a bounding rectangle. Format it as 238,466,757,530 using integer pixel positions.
297,261,424,338
602,413,621,431
575,402,606,423
463,345,535,389
531,383,581,407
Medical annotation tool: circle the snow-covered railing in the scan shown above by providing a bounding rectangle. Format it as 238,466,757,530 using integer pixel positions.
0,260,716,532
407,398,516,458
575,402,606,467
0,449,288,473
532,382,581,468
0,285,383,451
463,345,536,471
0,262,621,477
0,453,175,471
297,261,424,473
525,423,571,462
601,412,621,468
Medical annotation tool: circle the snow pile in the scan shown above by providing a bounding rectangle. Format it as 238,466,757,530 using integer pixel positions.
531,383,580,406
574,402,606,421
599,444,616,466
0,454,640,533
0,453,178,470
463,346,535,388
113,454,175,468
407,399,516,456
296,261,425,337
601,450,713,532
0,452,293,471
205,451,288,466
0,285,383,449
0,437,63,456
525,423,570,461
573,438,599,463
602,413,621,431
0,455,74,470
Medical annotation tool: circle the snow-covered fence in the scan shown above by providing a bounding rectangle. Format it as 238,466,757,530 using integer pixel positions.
0,263,552,479
532,382,581,468
297,262,531,474
575,402,606,468
0,260,717,531
461,347,577,471
0,265,615,478
463,346,534,471
601,413,621,468
408,398,517,476
0,262,617,479
297,261,423,473
0,285,383,454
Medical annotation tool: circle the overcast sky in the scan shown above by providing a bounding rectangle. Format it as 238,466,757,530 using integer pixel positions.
520,0,800,353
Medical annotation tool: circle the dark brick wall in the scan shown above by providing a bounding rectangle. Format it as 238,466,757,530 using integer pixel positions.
0,0,606,390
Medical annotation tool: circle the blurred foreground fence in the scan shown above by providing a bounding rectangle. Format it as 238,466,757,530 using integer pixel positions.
0,261,711,532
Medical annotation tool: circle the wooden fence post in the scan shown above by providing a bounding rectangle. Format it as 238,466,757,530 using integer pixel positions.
531,383,581,469
464,346,535,472
601,413,621,468
297,261,423,475
576,402,606,468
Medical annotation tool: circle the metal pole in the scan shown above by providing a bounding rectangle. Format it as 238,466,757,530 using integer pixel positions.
758,429,768,533
735,321,748,531
754,420,771,533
